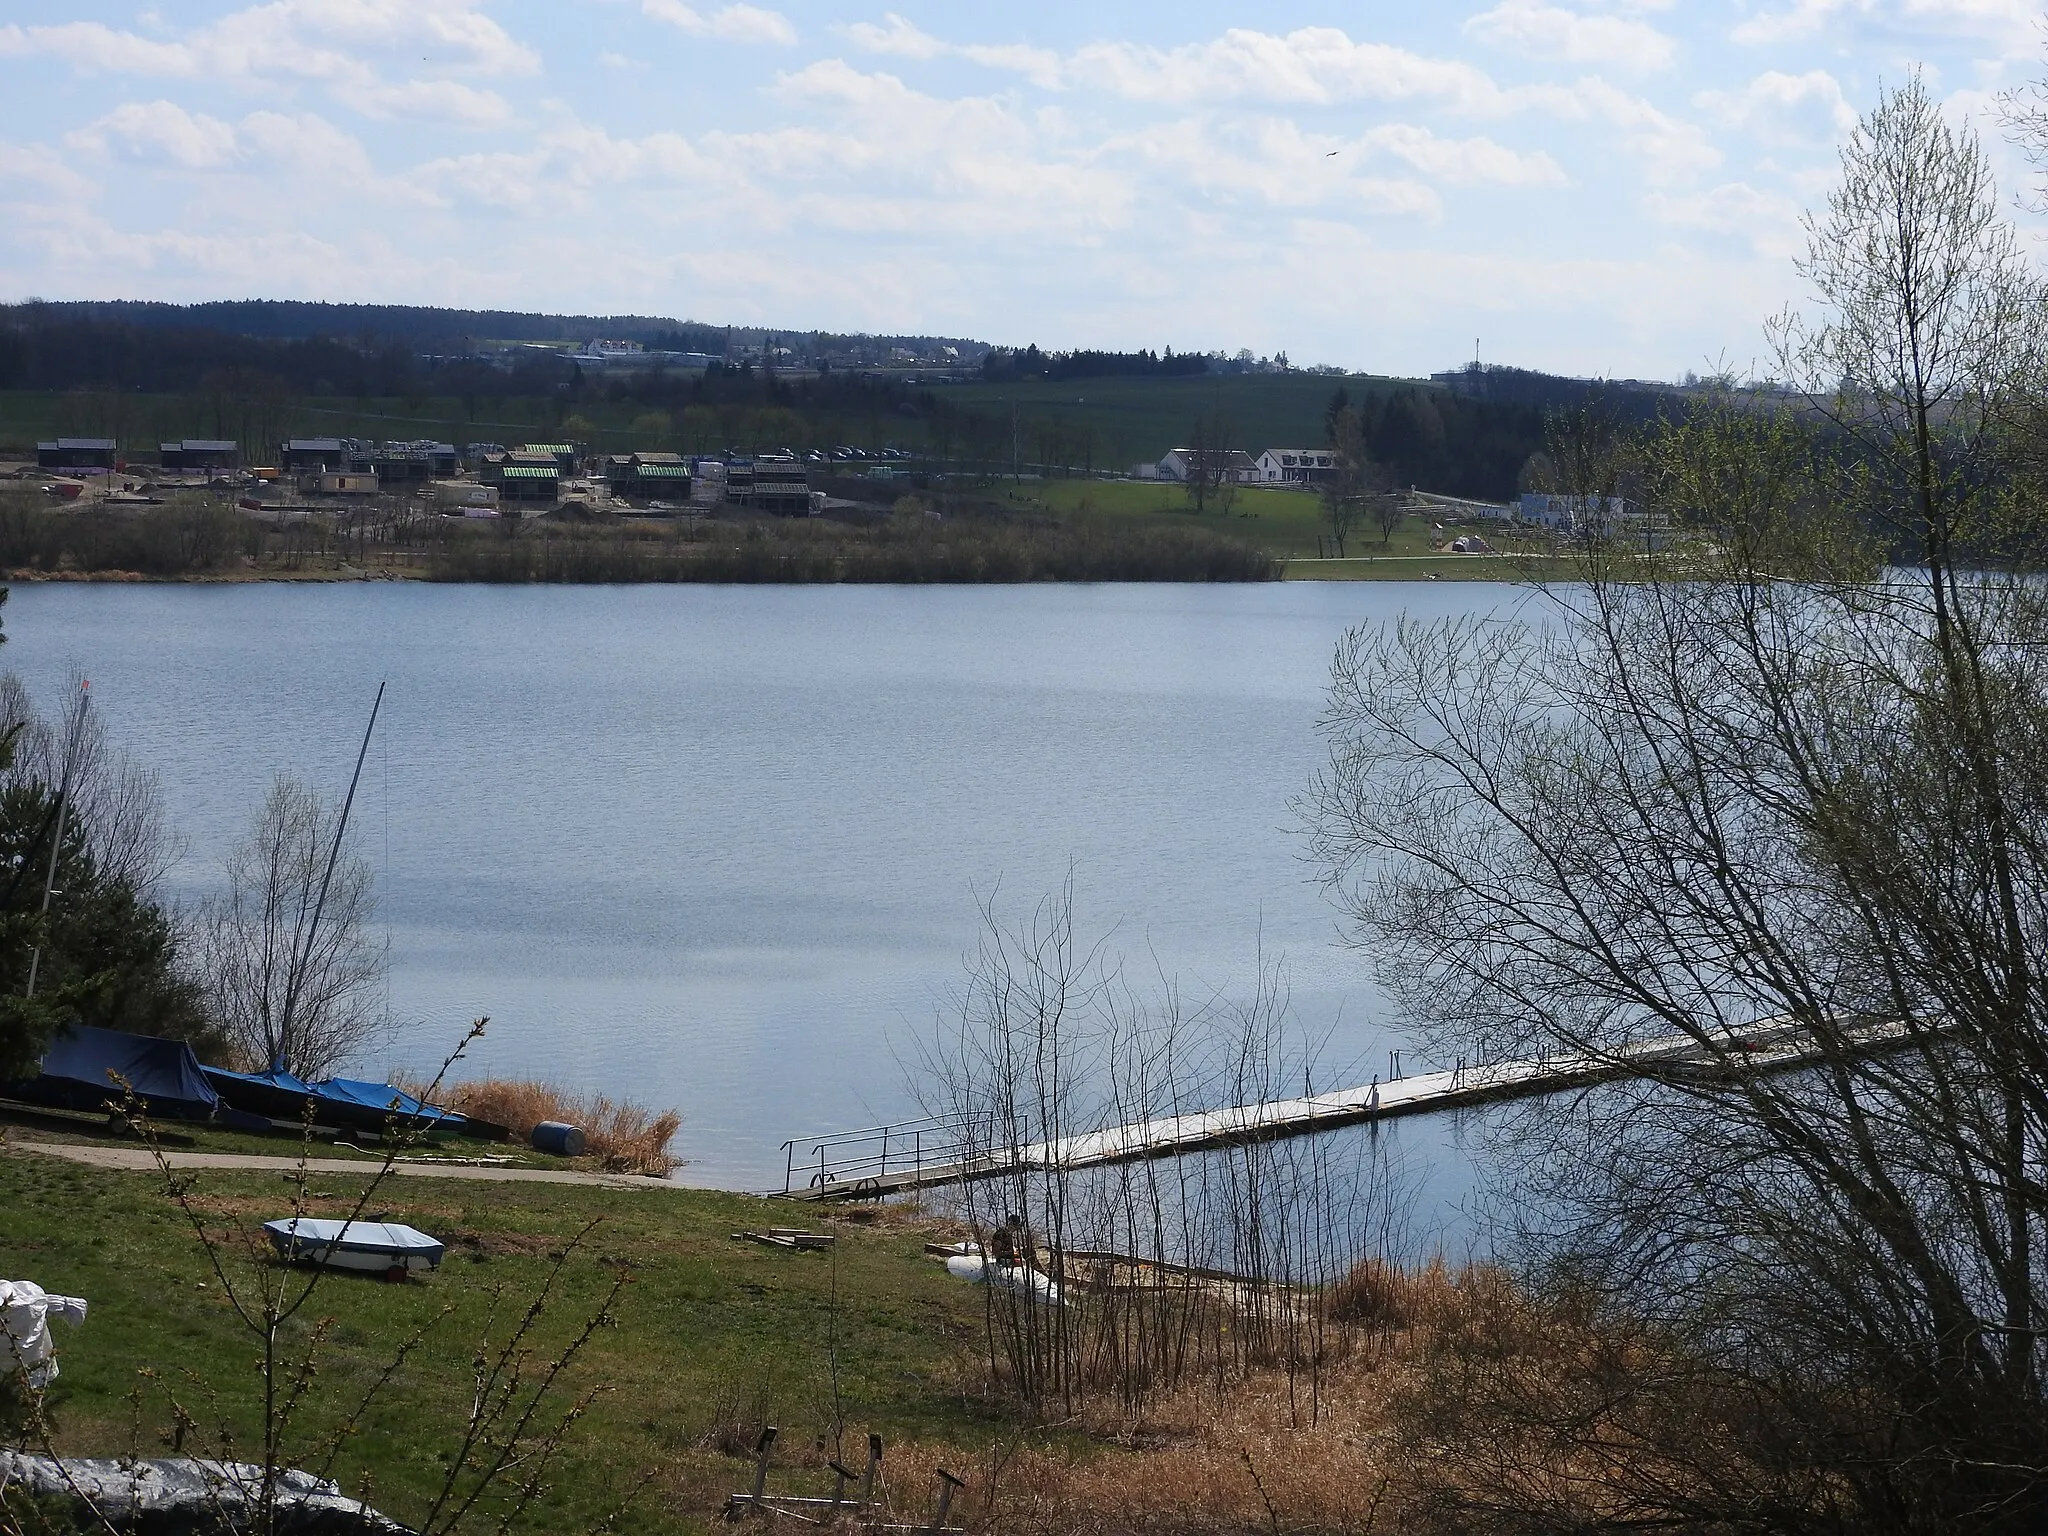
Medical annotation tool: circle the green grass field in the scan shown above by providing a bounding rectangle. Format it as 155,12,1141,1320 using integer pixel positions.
995,477,1538,573
3,1148,994,1533
1019,478,1417,559
935,371,1397,469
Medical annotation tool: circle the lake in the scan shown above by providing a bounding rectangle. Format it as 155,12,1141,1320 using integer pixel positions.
2,580,1526,1203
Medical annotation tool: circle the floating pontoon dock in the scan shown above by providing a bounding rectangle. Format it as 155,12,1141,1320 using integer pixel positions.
775,1017,1917,1200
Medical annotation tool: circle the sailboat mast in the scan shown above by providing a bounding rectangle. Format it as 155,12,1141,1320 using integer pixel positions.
25,680,90,1000
275,681,386,1065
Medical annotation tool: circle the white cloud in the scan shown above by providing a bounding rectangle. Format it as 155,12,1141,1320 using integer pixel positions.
0,2,536,78
345,79,513,126
0,21,194,74
1357,124,1570,186
837,19,1705,176
1465,1,1677,72
235,110,380,177
1697,70,1856,144
958,41,1065,91
842,13,944,59
1733,0,2035,45
1060,28,1532,111
0,1,536,129
406,64,1136,243
642,1,797,45
1560,77,1721,181
67,100,239,168
65,100,376,180
0,140,100,202
1646,181,1805,258
1104,116,1443,217
842,16,1063,87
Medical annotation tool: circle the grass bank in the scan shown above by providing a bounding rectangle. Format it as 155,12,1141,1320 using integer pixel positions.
4,1143,1719,1534
0,488,1280,585
2,1149,990,1533
427,512,1278,584
0,479,1574,587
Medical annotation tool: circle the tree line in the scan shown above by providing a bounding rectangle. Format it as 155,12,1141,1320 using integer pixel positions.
979,344,1211,382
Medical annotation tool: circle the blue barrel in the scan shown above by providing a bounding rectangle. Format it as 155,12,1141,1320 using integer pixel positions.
531,1121,587,1157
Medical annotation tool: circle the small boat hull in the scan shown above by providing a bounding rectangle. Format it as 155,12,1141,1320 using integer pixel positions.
263,1219,445,1276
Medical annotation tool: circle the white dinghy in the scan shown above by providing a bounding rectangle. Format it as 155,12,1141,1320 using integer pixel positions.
263,1218,445,1278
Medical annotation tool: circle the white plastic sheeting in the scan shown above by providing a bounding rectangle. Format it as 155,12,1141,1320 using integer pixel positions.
942,1253,1063,1306
0,1453,412,1534
0,1279,86,1387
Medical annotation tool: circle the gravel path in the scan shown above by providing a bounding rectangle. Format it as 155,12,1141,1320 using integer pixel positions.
5,1138,677,1191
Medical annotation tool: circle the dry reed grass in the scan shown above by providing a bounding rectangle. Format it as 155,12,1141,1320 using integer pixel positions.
878,1255,1591,1536
405,1076,682,1176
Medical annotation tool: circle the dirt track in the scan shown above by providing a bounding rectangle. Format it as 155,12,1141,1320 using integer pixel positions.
5,1138,676,1191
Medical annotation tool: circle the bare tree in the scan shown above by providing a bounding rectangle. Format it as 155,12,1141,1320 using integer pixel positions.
1181,411,1237,515
1321,407,1395,554
1319,423,1362,558
1307,78,2048,1529
0,673,181,895
198,776,384,1076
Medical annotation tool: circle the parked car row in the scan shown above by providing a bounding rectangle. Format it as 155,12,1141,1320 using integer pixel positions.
799,446,916,464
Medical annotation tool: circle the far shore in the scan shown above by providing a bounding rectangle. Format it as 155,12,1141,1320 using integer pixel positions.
3,558,1556,586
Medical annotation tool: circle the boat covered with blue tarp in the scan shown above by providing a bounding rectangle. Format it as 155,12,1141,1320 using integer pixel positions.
202,1066,500,1140
10,1025,267,1128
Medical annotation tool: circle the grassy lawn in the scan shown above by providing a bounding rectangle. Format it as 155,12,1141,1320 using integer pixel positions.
934,371,1394,468
2,1150,993,1532
1004,478,1541,573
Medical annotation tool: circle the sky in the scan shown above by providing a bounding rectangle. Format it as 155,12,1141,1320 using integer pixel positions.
2,1,2046,378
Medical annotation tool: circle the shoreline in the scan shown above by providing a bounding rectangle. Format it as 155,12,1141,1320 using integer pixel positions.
5,560,1550,586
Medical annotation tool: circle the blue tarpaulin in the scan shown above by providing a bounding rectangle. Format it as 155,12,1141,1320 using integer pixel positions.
314,1077,467,1129
202,1065,469,1134
19,1026,237,1123
200,1064,322,1123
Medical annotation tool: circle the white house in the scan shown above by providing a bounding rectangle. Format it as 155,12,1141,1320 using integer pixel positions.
1519,492,1637,535
1254,448,1336,486
1158,447,1259,483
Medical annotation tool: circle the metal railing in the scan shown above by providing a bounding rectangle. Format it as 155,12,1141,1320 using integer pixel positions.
778,1114,982,1196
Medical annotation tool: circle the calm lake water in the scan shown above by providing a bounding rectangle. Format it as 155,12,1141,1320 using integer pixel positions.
3,580,1526,1201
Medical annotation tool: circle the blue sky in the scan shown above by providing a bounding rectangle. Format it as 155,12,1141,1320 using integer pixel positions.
1,1,2044,376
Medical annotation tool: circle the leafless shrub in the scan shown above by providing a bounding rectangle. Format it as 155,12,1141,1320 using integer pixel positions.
194,775,384,1077
916,882,1409,1428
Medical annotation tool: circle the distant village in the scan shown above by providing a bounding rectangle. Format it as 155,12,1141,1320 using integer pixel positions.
15,430,1626,538
21,435,826,519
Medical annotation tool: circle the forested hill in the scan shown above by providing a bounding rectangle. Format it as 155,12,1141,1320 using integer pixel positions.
1334,368,1682,501
0,300,986,359
0,299,1691,502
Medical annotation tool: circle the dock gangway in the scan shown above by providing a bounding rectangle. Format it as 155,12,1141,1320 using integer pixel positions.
772,1018,1921,1201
